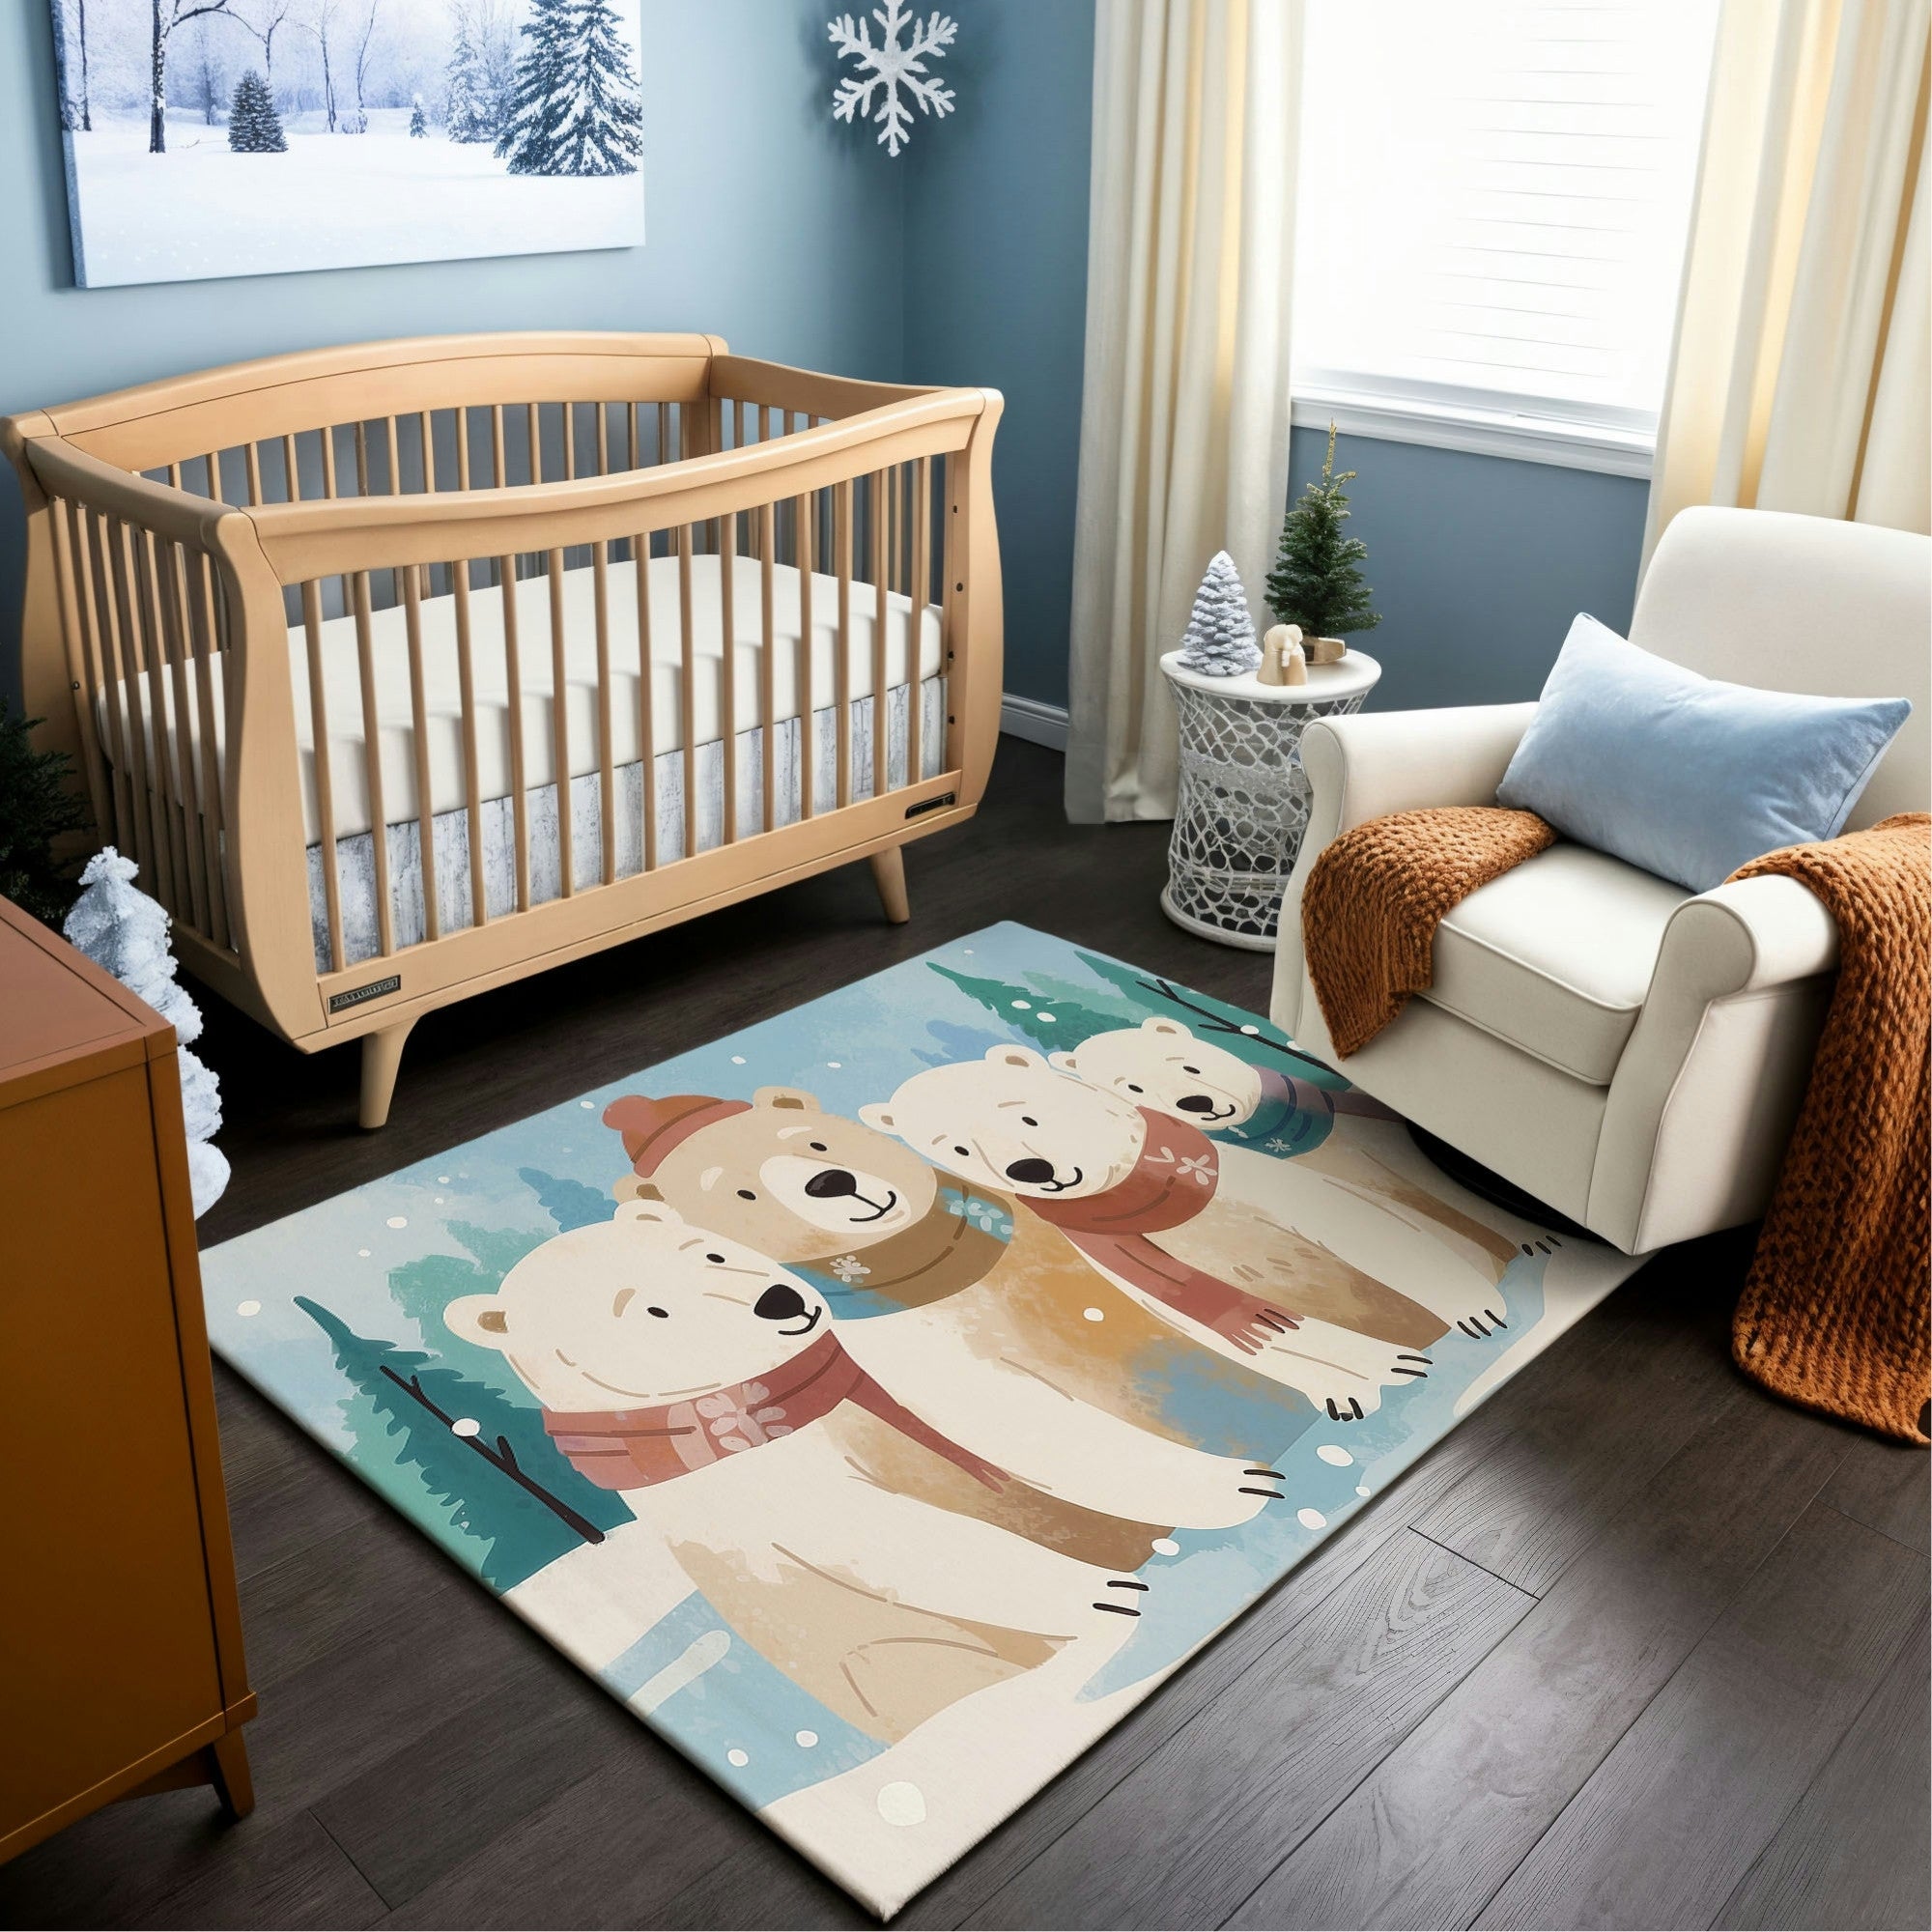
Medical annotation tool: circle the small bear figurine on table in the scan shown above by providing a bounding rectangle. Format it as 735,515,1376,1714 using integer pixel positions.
1258,623,1307,686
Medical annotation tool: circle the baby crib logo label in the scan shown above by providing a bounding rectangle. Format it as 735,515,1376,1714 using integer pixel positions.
329,975,403,1015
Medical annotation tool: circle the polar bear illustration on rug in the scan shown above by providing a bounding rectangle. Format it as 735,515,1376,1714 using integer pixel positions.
1049,1018,1527,1337
600,1088,1303,1520
446,1199,1155,1743
861,1047,1458,1420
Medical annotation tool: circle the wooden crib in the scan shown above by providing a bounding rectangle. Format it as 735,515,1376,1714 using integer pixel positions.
3,333,1003,1124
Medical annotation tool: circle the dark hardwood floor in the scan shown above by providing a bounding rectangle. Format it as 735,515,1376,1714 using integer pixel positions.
3,737,1925,1932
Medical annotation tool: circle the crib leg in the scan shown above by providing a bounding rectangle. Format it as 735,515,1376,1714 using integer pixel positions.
358,1020,415,1130
869,846,911,924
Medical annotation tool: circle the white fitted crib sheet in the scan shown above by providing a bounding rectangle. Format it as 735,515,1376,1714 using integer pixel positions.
95,553,944,844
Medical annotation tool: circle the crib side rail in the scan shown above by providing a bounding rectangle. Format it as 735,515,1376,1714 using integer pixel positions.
11,431,314,1036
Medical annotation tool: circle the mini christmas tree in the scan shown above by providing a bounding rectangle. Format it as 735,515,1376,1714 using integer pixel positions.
1265,423,1380,644
497,0,643,177
65,849,229,1216
227,70,287,153
0,701,88,925
1177,551,1261,677
409,94,428,137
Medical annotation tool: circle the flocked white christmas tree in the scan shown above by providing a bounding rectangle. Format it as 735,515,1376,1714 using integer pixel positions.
65,850,229,1217
1177,550,1261,676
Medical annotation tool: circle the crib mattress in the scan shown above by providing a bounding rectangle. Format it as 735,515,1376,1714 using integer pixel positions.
96,553,943,845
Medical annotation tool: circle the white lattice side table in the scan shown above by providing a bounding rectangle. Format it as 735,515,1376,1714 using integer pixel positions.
1158,647,1381,951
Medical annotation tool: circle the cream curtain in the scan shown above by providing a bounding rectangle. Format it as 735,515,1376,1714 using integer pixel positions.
1644,0,1932,562
1064,0,1300,824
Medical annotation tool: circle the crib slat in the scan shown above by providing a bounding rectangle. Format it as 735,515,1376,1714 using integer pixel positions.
593,537,615,885
678,523,696,859
759,501,777,833
910,455,929,784
835,479,853,810
657,402,670,469
185,551,229,951
301,579,346,973
497,551,531,913
155,542,210,934
108,521,172,906
719,510,737,845
321,424,339,498
138,532,196,920
282,433,300,503
563,402,577,482
355,421,371,497
451,557,487,929
402,567,440,942
47,497,111,836
596,402,611,478
350,570,395,957
546,547,573,896
527,403,542,484
630,524,657,872
491,405,507,491
417,411,435,491
385,415,403,495
244,442,264,507
872,469,890,800
798,483,815,820
79,509,136,859
203,452,223,503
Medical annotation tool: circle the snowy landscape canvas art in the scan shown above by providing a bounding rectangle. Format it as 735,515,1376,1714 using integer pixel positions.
47,0,646,288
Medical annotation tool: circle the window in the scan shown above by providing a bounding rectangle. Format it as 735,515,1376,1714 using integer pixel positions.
1292,0,1721,472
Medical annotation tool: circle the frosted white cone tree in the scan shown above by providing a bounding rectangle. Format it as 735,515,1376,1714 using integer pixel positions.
64,849,230,1217
1177,550,1262,676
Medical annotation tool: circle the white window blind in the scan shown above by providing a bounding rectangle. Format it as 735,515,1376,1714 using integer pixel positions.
1292,0,1721,469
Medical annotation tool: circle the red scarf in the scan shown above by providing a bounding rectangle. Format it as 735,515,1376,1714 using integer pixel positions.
542,1329,1009,1492
1027,1108,1304,1353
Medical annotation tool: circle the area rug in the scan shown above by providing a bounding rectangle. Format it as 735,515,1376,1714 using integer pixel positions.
202,922,1646,1916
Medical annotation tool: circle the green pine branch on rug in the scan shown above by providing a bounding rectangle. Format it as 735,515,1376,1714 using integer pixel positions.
298,1296,628,1588
1264,423,1381,644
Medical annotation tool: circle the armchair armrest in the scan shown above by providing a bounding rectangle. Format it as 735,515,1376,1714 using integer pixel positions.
1592,873,1839,1250
1272,703,1537,1035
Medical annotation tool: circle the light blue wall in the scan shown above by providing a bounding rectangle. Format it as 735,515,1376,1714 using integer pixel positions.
902,0,1095,713
0,0,906,697
1286,427,1649,710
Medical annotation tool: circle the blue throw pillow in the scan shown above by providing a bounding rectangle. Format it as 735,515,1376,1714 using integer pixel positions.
1497,614,1912,894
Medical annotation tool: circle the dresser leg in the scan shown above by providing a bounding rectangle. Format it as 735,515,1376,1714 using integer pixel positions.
869,846,911,924
208,1732,255,1820
358,1020,415,1130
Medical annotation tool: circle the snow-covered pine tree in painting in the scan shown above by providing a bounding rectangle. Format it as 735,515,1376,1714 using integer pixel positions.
227,69,285,152
496,0,642,178
44,0,645,288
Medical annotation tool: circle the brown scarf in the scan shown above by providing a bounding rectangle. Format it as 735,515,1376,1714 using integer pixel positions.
795,1179,1009,1310
1027,1108,1305,1354
543,1329,1009,1492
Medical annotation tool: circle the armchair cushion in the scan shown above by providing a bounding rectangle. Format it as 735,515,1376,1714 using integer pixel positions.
1426,842,1690,1083
1496,614,1913,893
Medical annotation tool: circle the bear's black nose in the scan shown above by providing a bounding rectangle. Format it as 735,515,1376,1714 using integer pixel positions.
803,1168,859,1199
1176,1094,1217,1114
754,1284,808,1322
1006,1156,1056,1184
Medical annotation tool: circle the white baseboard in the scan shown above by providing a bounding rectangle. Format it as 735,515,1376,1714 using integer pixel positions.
1000,693,1069,751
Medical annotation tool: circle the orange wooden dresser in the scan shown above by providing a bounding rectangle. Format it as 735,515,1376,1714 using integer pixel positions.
0,894,255,1862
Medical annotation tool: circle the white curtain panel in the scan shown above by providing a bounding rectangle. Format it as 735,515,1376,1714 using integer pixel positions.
1064,0,1300,824
1644,0,1932,563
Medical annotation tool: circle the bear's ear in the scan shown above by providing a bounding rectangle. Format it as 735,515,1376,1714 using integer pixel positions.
616,1197,683,1228
986,1044,1046,1071
753,1085,821,1114
445,1293,512,1348
611,1174,665,1204
1142,1017,1189,1038
858,1102,898,1136
1047,1050,1079,1073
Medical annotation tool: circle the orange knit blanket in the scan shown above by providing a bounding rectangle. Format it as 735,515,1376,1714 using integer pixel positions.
1300,807,1931,1444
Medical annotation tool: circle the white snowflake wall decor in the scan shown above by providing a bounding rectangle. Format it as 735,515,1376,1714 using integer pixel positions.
828,3,958,158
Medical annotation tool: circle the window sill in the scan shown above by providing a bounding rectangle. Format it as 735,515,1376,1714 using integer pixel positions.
1290,387,1655,480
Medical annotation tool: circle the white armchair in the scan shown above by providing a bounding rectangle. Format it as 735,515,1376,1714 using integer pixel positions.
1270,506,1930,1255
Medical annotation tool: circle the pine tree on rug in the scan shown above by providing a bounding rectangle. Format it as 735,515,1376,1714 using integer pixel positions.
497,0,643,177
1265,422,1381,643
227,69,287,152
298,1297,631,1589
1177,550,1262,676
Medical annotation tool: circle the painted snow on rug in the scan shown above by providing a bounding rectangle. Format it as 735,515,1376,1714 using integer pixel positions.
204,923,1643,1915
